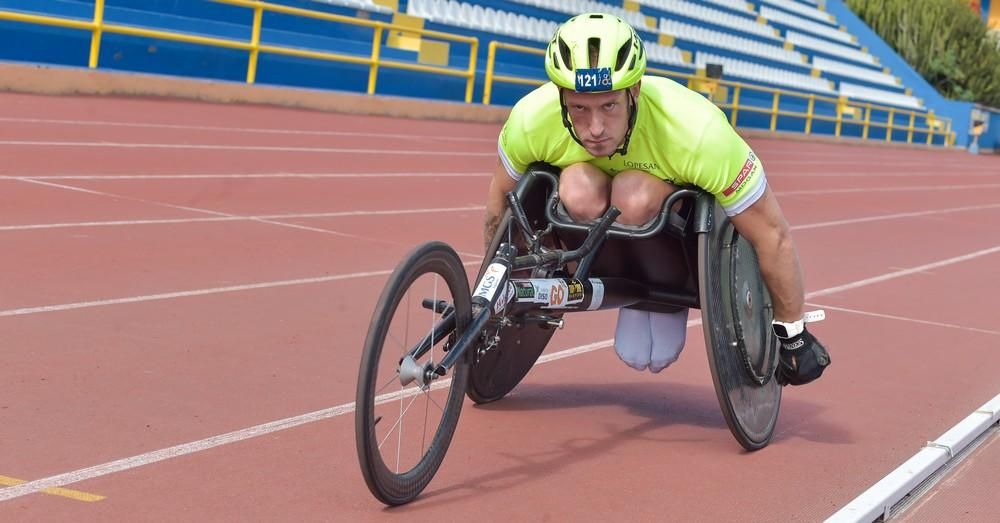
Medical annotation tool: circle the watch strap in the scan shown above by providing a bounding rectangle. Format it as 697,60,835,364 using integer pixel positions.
772,319,805,338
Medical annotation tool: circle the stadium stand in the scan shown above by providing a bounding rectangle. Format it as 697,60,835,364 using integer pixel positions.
640,0,784,41
758,0,835,25
785,31,878,66
315,0,392,14
839,82,922,109
694,51,834,93
759,5,855,44
659,17,806,67
407,0,559,42
0,0,950,141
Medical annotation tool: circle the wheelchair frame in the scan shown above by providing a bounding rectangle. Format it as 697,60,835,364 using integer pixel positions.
399,167,712,388
355,163,781,506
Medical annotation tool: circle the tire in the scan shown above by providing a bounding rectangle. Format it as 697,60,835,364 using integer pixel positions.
355,241,472,505
698,202,782,451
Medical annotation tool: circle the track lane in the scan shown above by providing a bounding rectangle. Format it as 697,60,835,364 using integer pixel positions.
2,92,999,521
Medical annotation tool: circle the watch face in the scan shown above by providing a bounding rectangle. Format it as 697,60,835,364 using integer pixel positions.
772,324,789,338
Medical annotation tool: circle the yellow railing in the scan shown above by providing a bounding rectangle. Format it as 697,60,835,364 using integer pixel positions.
483,41,545,105
706,78,953,146
0,0,480,102
483,41,955,147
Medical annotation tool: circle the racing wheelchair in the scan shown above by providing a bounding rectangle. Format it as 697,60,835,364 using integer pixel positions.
355,163,784,506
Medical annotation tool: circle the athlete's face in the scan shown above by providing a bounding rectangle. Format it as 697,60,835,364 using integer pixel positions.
562,86,638,157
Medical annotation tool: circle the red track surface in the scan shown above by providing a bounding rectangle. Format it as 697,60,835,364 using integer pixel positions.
1,91,999,521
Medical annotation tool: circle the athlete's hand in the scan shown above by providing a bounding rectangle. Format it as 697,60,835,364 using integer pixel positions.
775,327,830,386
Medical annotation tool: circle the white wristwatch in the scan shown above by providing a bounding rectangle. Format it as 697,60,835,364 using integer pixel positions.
772,319,805,339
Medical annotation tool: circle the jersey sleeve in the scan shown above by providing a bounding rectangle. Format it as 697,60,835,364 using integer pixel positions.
686,114,767,216
497,107,533,181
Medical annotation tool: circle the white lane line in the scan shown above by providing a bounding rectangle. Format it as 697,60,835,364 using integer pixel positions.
2,196,997,234
2,210,998,318
766,160,974,167
0,172,490,180
0,339,612,502
805,246,1000,299
0,141,494,156
769,172,1000,178
779,184,1000,196
0,270,391,317
4,173,995,192
887,265,936,276
5,172,996,181
827,393,1000,522
0,322,699,502
9,176,488,259
805,302,1000,336
13,178,110,196
0,116,496,143
791,203,1000,231
0,247,995,500
9,178,449,248
11,178,348,241
0,206,486,232
0,258,478,318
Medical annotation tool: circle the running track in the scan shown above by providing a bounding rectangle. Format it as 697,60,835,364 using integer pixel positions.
0,92,998,521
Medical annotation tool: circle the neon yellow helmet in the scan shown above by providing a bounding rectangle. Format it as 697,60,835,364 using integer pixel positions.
544,13,646,93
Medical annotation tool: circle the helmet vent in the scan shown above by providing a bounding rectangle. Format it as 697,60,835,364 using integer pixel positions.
588,14,603,19
615,39,632,71
587,37,601,68
558,37,572,68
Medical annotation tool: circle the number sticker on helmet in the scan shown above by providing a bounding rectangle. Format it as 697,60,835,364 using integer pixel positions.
575,67,613,92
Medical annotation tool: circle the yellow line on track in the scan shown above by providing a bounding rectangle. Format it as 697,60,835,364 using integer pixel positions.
0,475,105,502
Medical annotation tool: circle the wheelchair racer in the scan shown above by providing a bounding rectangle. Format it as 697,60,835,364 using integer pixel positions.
483,13,830,386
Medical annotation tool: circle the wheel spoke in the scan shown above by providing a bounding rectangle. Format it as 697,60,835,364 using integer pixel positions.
421,386,446,412
374,371,401,396
386,329,406,354
396,381,403,473
422,276,438,456
378,390,423,450
403,290,411,359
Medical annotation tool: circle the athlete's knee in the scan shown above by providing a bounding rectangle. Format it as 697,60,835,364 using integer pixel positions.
559,162,610,222
610,170,676,225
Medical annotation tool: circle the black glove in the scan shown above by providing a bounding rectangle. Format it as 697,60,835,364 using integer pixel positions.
775,327,830,386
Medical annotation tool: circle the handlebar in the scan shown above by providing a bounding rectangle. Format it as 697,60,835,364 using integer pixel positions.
517,168,700,240
511,205,621,271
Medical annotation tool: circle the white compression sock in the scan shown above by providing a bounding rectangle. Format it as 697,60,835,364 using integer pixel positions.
614,307,652,371
647,308,689,373
614,308,689,373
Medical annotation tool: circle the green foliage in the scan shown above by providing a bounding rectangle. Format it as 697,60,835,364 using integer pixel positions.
845,0,1000,106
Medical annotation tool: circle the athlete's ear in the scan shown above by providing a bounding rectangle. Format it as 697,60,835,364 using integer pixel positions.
629,82,641,98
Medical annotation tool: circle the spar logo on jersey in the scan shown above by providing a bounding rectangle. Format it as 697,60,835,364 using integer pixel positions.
723,151,758,197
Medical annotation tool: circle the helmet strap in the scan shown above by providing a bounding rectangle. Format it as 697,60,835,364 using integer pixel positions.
559,90,587,150
610,88,638,158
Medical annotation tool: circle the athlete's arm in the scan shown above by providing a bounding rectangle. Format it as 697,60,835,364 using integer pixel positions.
735,183,830,387
484,159,517,253
730,186,805,322
686,113,805,322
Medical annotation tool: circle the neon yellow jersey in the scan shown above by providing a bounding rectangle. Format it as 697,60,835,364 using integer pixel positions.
498,75,766,216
